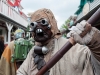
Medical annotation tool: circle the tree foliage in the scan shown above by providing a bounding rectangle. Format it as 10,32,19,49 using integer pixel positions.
60,19,71,38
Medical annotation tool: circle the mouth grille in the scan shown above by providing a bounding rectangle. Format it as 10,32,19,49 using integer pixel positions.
36,28,46,36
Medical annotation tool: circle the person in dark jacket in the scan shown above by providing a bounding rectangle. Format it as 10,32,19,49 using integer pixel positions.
0,35,5,58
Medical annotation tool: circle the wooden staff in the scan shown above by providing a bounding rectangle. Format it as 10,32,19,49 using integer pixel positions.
36,8,100,75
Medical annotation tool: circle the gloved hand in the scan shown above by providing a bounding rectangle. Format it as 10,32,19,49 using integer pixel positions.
68,20,100,62
67,20,99,45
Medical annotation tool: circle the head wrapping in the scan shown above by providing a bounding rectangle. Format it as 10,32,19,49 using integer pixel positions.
31,8,61,38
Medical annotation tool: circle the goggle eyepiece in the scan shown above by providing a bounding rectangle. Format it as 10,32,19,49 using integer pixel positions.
41,19,48,25
30,22,37,31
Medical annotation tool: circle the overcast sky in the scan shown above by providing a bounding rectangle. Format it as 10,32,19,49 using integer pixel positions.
21,0,80,29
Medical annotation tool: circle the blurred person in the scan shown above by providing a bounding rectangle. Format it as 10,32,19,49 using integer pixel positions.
73,16,77,23
69,16,74,27
0,29,33,75
0,35,5,58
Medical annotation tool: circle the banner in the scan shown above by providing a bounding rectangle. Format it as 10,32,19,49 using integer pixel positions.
14,0,21,7
7,0,21,7
7,0,14,6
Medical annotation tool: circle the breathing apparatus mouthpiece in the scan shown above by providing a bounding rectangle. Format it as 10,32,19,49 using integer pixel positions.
34,46,49,55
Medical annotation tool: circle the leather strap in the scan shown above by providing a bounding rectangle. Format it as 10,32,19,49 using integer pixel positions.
33,53,50,75
80,24,91,38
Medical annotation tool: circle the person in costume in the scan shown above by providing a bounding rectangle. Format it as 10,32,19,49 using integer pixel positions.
0,29,33,75
16,8,100,75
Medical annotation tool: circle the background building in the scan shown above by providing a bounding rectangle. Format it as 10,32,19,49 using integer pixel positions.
0,0,29,45
74,0,100,29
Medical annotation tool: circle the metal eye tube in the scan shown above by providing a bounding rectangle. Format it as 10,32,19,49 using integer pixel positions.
47,25,51,29
41,19,48,25
30,22,37,31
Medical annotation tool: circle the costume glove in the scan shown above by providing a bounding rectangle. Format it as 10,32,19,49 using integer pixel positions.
67,20,97,45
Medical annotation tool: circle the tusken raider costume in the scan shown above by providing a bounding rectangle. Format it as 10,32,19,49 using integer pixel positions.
16,8,100,75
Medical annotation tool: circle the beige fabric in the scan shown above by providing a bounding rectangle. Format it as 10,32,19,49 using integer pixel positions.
68,19,100,64
87,28,100,62
17,37,94,75
31,8,61,38
0,41,16,75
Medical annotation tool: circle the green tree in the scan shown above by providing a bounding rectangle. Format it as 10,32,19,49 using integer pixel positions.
60,19,70,38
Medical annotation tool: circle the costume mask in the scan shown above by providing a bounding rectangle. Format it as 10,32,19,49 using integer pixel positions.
30,8,61,43
30,18,52,42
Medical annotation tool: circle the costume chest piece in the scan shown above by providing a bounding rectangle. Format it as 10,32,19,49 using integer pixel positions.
33,45,50,75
